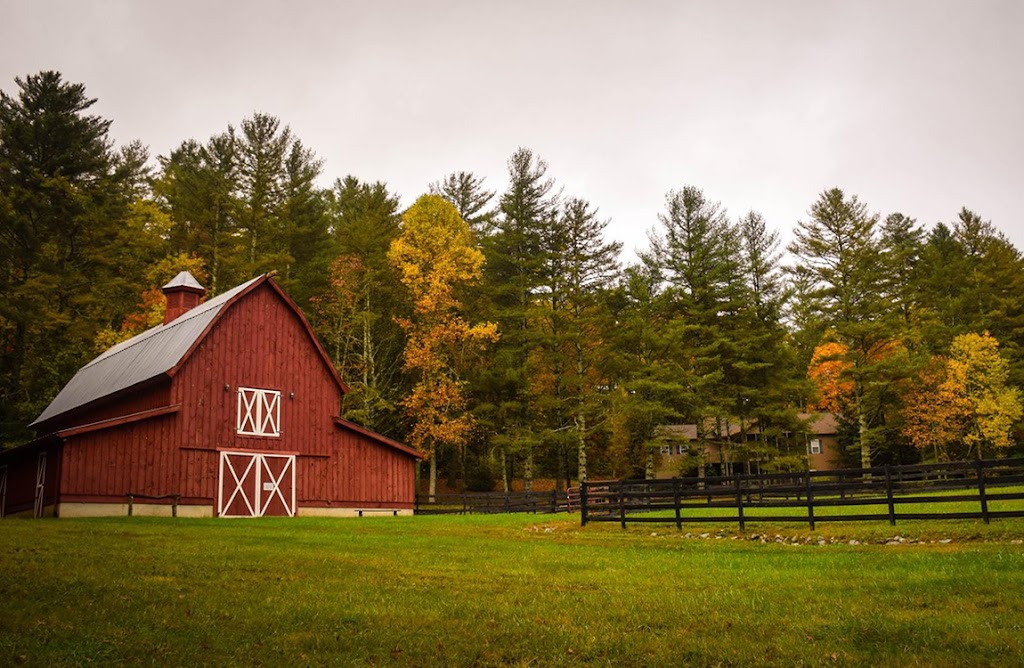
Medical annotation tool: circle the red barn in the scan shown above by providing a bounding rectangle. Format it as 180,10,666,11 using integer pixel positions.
0,272,418,518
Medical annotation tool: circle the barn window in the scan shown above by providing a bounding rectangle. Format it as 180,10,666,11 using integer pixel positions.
237,387,281,437
809,439,822,455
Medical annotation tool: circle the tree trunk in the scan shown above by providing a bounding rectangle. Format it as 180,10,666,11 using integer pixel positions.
501,448,509,493
576,413,588,483
524,447,533,492
428,444,437,503
856,407,872,469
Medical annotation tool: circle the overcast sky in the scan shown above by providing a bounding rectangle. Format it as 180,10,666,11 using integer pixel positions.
2,1,1022,262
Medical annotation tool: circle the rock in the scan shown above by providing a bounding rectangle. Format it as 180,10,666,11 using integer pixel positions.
885,540,900,546
1011,539,1022,545
938,538,953,544
684,533,693,539
848,539,860,546
650,532,658,537
699,533,710,539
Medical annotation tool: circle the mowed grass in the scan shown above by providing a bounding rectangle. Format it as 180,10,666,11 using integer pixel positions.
2,514,1024,667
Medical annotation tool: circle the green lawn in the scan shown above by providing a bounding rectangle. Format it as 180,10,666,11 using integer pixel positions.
2,514,1024,667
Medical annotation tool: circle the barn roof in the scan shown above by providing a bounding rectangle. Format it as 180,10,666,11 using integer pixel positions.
31,276,263,428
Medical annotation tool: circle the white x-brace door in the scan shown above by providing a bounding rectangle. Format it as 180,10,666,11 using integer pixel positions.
217,451,295,518
33,453,46,519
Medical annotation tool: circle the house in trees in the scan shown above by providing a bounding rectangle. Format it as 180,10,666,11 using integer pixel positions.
0,272,419,518
655,413,842,478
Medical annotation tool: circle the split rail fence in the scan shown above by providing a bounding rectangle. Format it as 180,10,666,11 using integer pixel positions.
415,489,568,515
580,457,1024,529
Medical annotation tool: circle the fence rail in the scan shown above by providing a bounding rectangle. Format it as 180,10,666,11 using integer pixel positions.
415,489,568,515
580,457,1024,529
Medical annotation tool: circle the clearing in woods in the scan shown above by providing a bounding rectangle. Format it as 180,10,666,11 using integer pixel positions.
1,514,1023,666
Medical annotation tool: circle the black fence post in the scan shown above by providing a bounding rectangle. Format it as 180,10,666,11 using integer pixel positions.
619,481,627,529
976,459,990,524
127,494,133,517
172,495,179,518
885,465,896,526
673,479,682,531
805,471,815,531
504,492,510,513
580,483,589,526
415,493,420,515
735,469,745,532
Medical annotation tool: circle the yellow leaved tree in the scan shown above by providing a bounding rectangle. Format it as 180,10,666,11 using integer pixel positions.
387,195,499,499
946,332,1022,458
902,332,1022,460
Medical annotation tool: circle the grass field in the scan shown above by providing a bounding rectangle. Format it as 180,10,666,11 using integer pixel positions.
2,513,1024,667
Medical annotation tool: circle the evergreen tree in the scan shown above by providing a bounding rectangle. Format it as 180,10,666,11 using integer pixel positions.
155,135,243,294
429,171,496,238
789,188,901,468
0,72,149,445
319,176,407,435
534,196,622,485
477,148,559,490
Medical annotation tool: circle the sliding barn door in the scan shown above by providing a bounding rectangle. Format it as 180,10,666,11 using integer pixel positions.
218,451,295,518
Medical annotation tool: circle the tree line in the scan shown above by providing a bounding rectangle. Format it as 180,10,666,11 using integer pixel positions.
2,72,1022,493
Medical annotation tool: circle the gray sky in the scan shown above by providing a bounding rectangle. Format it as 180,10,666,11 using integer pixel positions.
2,1,1023,262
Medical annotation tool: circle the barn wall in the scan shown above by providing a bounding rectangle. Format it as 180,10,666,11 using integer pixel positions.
172,284,415,509
59,414,182,501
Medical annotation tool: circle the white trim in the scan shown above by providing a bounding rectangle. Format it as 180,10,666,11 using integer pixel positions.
236,387,281,436
217,450,296,518
0,465,7,518
809,438,822,455
34,453,46,519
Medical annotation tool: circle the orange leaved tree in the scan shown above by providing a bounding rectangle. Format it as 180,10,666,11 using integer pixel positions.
388,195,499,499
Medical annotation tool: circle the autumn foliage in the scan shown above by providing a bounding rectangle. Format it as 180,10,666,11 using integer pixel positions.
901,332,1022,459
387,195,498,492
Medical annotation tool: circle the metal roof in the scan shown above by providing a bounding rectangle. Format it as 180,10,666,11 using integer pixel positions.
163,270,205,291
31,275,263,427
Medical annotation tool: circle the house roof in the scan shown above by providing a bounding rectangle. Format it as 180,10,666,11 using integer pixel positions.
657,412,838,441
32,274,348,429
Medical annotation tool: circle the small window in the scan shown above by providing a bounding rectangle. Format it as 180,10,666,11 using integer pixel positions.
809,439,822,455
237,387,281,437
660,444,671,455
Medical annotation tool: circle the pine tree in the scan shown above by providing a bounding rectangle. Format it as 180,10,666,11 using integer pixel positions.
429,171,496,238
321,176,407,434
477,148,559,491
0,72,146,445
534,197,622,485
789,188,898,468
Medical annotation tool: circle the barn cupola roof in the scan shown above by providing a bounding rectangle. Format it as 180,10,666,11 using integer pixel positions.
162,271,206,324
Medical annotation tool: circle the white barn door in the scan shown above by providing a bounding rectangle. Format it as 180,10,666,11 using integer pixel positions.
33,453,46,519
218,451,295,518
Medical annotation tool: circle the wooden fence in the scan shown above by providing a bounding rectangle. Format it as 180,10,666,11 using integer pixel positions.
580,457,1024,529
415,489,569,515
